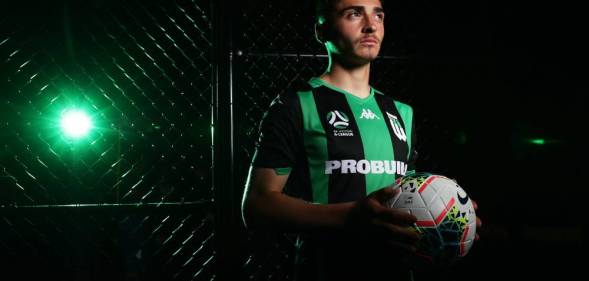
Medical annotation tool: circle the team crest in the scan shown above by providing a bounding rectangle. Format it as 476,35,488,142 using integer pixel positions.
386,112,407,142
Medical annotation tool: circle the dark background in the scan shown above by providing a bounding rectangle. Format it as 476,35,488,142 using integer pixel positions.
1,0,586,280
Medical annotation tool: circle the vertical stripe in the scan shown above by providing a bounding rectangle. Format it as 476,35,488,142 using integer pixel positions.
298,90,329,204
344,92,396,195
375,94,410,178
312,87,366,203
395,101,413,159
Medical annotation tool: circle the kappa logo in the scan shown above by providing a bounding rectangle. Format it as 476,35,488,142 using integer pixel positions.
327,110,349,129
386,113,407,142
360,109,380,120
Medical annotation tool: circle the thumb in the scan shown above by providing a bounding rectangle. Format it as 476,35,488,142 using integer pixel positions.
370,186,399,204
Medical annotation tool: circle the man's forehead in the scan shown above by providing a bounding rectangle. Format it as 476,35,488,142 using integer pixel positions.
334,0,383,10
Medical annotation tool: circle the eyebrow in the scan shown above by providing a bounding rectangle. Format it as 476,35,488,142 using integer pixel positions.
339,6,385,14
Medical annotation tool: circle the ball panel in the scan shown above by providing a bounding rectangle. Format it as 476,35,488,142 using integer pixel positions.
387,172,477,267
393,191,426,208
419,186,437,206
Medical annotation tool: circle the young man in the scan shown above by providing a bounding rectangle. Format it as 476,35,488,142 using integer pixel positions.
242,0,480,280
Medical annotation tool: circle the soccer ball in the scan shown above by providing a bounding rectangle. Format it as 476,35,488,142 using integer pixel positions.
387,172,477,266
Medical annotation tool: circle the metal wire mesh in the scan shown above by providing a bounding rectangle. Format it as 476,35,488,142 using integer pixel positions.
1,0,215,280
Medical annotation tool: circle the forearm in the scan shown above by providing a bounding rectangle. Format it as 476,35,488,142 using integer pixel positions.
243,190,355,232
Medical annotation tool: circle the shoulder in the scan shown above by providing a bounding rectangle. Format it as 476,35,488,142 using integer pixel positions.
394,100,414,116
373,88,414,115
262,81,315,126
268,81,313,110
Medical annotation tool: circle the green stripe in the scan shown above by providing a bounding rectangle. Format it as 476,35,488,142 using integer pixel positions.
298,90,329,204
346,92,396,195
274,167,292,175
395,101,413,158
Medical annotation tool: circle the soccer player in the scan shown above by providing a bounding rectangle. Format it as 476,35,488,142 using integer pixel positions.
241,0,480,280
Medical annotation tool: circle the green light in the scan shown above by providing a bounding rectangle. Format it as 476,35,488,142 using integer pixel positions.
60,109,93,138
529,138,545,145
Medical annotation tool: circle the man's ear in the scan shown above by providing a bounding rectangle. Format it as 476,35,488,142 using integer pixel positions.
316,19,337,45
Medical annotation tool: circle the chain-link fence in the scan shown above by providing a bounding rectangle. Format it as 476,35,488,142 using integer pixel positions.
1,0,215,280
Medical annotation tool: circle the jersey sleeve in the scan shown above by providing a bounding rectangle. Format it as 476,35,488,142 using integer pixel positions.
394,100,418,174
251,91,302,172
406,120,418,173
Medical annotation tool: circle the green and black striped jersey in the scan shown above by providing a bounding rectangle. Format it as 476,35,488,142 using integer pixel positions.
251,77,418,281
252,77,417,204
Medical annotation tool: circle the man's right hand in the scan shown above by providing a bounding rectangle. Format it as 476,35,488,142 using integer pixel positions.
345,187,420,253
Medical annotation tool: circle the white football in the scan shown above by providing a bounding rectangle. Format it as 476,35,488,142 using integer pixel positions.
387,172,477,266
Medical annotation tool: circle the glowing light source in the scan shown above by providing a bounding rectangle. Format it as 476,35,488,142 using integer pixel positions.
60,109,92,138
528,138,545,145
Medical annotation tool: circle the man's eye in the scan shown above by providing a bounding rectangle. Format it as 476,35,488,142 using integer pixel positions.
375,13,385,22
348,11,362,18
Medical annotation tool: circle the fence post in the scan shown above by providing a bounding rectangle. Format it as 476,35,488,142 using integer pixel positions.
212,0,238,280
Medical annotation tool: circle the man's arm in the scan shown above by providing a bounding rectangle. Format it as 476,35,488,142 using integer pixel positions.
242,167,420,250
242,167,354,231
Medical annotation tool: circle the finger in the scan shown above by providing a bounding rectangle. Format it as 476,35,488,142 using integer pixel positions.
376,207,417,225
374,220,421,243
475,233,480,241
472,199,478,210
371,186,399,203
476,217,482,228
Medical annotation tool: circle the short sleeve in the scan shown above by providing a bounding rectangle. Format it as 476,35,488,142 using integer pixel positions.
406,121,418,173
251,91,302,170
394,100,418,174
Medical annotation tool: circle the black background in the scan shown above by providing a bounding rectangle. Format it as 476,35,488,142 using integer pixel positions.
1,0,586,280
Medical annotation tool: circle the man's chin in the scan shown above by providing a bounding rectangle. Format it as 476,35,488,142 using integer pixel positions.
358,53,379,63
333,52,379,68
357,49,380,61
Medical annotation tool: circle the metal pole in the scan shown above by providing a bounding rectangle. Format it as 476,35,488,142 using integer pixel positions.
212,0,237,279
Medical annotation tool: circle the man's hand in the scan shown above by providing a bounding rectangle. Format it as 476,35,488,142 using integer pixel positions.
345,187,420,253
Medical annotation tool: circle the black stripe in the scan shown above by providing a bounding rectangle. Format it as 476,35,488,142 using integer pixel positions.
374,94,410,174
286,89,314,202
312,87,366,203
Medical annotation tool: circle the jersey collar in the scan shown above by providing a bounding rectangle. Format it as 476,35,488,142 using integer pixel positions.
308,77,375,104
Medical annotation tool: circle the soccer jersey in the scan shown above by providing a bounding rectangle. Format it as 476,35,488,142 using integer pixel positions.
250,77,418,281
252,77,417,203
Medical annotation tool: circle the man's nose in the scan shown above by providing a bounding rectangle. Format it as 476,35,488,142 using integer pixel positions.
362,15,377,33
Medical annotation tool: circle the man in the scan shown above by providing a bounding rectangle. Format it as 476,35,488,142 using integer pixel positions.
242,0,480,280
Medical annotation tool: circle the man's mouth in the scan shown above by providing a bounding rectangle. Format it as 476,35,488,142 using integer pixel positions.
359,37,379,46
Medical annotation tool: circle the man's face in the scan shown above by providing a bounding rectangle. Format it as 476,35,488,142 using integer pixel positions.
325,0,385,66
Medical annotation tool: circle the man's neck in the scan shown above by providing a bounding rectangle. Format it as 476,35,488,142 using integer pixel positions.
320,62,371,99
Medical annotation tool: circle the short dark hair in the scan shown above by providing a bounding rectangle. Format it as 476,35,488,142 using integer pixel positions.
316,0,383,25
